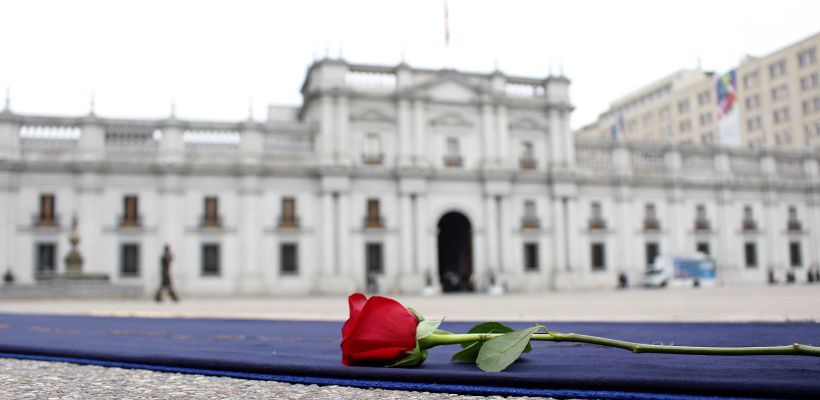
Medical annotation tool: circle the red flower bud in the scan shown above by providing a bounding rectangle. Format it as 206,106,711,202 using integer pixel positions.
340,293,419,366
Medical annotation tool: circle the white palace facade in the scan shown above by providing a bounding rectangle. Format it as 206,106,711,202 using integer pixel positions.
1,59,819,295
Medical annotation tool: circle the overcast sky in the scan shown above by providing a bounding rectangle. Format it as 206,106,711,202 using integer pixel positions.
1,0,818,129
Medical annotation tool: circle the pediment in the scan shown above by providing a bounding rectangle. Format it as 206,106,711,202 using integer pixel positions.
429,112,473,128
510,117,547,131
351,108,395,123
410,76,481,103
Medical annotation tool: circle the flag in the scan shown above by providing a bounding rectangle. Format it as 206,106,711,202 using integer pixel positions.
716,69,741,146
444,0,450,47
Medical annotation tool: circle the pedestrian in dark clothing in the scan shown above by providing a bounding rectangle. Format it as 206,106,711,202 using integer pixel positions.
155,244,179,302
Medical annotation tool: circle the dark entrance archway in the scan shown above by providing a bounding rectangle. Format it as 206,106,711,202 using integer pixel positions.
437,211,473,292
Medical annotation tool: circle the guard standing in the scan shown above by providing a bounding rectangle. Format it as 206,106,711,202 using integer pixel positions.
155,244,179,302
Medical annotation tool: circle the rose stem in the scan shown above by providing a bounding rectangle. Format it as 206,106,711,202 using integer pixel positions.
421,332,820,357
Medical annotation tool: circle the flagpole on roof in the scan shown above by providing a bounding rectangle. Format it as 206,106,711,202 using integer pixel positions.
443,0,450,68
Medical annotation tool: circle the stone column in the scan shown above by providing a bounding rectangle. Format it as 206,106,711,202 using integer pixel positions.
336,192,352,285
548,109,563,168
550,197,566,276
335,95,350,165
484,194,499,271
416,194,431,280
159,173,185,294
159,119,184,165
498,195,512,272
412,99,426,166
565,197,579,272
399,193,413,275
614,187,631,276
495,105,509,168
481,103,495,168
397,98,412,167
763,191,780,274
716,189,735,282
0,171,17,282
238,175,263,294
561,110,576,167
76,172,103,276
321,191,336,277
319,95,335,164
239,122,263,167
0,111,20,161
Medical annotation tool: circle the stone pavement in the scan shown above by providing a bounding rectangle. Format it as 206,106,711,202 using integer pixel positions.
0,358,549,400
1,284,818,322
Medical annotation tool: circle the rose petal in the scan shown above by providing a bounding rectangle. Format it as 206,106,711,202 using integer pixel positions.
341,296,417,358
341,293,368,339
346,347,410,364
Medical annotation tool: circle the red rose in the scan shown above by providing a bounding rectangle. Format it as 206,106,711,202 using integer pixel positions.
340,293,419,366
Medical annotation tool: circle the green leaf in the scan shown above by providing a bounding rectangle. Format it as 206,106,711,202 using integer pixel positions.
463,322,531,353
386,341,428,368
476,327,538,372
451,341,482,363
407,307,425,322
415,319,442,340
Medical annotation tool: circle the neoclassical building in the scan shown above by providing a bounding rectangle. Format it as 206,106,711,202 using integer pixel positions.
1,59,819,295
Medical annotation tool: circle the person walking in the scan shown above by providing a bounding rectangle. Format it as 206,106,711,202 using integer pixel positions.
155,244,179,302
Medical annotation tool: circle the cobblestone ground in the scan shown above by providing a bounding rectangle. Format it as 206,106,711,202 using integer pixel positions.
0,358,552,400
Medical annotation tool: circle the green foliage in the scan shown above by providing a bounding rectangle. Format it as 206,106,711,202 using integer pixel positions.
451,341,482,363
415,319,442,340
476,327,539,372
386,341,428,368
461,322,532,352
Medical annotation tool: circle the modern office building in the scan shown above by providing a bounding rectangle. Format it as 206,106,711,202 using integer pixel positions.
1,58,818,296
577,31,820,150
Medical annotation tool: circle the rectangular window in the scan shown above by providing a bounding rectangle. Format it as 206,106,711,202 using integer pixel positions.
280,243,298,275
280,197,298,227
524,243,539,271
202,196,219,227
745,95,760,110
696,242,710,256
120,243,140,277
38,193,56,225
365,199,382,228
444,137,462,167
366,243,383,275
678,99,690,113
363,133,383,164
697,91,711,106
798,47,817,67
744,242,757,268
789,242,802,267
645,242,659,268
743,71,759,89
679,120,692,132
771,84,789,101
122,195,139,226
769,60,787,78
591,243,606,271
201,244,220,276
35,242,56,275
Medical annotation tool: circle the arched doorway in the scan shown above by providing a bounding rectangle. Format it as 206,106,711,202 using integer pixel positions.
437,211,473,292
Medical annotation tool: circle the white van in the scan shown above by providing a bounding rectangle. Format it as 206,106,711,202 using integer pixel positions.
643,253,717,288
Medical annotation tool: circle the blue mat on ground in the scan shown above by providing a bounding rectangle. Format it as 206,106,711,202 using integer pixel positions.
0,314,817,400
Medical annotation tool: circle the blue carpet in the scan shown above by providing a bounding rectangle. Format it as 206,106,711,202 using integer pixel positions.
0,313,817,399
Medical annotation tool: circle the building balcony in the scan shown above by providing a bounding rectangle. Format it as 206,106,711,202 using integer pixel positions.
278,215,300,229
519,158,537,170
362,153,384,165
643,218,661,231
694,218,711,232
200,215,222,228
787,220,802,232
32,214,60,227
521,216,540,229
443,155,463,168
118,214,142,228
364,216,384,229
588,217,607,231
742,219,758,232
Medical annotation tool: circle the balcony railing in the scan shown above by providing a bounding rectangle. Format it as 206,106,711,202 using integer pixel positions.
643,218,661,231
278,215,300,229
694,218,711,232
362,153,384,165
519,158,537,170
200,215,222,228
588,217,607,231
787,220,802,232
742,219,758,232
364,216,384,229
32,214,60,227
521,215,540,229
118,214,142,228
443,155,463,168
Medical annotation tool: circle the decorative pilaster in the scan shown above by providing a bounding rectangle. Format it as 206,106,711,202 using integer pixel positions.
495,104,509,168
412,99,426,167
238,175,263,294
335,95,350,165
397,98,412,166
